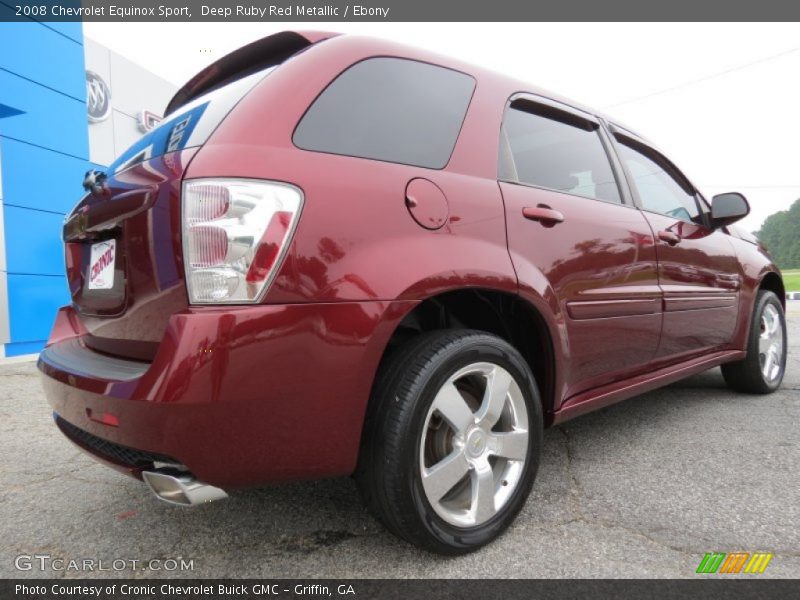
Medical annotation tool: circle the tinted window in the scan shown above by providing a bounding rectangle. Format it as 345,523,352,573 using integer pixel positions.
616,140,700,222
501,105,622,204
293,58,475,169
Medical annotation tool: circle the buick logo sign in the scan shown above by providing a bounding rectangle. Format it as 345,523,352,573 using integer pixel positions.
86,70,111,123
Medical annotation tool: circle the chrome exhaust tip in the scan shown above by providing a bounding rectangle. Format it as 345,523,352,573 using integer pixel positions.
142,468,228,506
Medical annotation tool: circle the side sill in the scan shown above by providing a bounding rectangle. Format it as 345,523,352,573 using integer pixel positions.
551,349,746,424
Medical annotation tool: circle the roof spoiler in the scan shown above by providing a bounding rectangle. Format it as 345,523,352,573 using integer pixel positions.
164,30,338,117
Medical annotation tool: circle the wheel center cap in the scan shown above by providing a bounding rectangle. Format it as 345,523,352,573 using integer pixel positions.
465,429,487,458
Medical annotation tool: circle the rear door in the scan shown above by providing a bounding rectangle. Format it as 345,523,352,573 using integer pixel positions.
608,128,741,359
499,96,662,399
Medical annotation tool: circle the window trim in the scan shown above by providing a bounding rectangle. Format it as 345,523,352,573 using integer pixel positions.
291,55,477,171
596,122,636,207
509,95,599,132
497,93,630,208
696,191,712,215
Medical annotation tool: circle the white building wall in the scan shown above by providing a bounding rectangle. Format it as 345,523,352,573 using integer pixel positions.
84,38,177,166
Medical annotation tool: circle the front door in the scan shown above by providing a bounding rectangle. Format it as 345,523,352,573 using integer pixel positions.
610,132,741,359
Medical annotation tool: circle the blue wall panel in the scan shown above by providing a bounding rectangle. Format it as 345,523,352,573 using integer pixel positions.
0,22,85,100
0,70,88,158
0,20,87,355
5,340,45,356
40,22,83,45
6,273,68,343
1,137,87,213
4,205,65,276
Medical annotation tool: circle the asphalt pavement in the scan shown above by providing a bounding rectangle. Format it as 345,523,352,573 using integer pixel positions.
1,304,798,578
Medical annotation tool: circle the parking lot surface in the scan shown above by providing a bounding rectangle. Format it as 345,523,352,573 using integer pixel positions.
1,306,798,579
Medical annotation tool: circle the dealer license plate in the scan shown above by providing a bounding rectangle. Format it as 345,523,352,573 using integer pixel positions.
87,239,116,290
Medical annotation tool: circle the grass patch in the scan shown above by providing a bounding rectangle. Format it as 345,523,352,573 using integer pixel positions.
783,270,800,292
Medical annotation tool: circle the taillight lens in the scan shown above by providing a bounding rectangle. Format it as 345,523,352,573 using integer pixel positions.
182,179,303,304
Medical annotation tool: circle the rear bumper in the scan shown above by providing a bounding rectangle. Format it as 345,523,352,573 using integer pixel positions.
39,300,413,488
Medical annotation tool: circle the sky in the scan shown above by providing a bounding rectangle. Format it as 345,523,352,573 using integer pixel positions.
84,22,800,231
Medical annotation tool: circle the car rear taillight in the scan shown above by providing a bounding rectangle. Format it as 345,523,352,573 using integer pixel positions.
182,179,303,304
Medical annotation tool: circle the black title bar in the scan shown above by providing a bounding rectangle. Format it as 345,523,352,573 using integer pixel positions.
4,579,800,600
3,0,800,21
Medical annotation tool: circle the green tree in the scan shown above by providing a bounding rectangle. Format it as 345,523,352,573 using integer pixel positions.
757,199,800,270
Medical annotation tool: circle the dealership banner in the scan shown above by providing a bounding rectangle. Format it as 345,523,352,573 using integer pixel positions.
4,580,800,599
3,0,800,21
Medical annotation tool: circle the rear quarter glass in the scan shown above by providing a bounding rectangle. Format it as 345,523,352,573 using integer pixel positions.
107,67,275,176
292,57,476,169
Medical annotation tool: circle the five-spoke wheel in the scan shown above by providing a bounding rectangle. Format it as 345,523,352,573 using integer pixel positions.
758,303,784,384
356,330,542,554
420,363,529,527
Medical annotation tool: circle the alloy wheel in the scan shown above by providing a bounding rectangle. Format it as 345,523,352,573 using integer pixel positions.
419,362,529,528
758,303,784,383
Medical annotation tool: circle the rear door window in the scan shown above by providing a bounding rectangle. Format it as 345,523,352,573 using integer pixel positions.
500,100,623,204
293,58,476,169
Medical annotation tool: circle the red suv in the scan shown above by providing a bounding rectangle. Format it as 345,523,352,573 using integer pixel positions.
40,31,787,554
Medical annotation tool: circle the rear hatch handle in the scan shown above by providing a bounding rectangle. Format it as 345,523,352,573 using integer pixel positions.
63,189,155,242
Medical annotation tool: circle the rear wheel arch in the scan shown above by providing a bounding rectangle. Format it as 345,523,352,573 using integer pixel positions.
369,288,558,419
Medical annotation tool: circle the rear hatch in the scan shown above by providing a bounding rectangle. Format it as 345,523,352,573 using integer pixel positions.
64,149,195,361
62,31,328,361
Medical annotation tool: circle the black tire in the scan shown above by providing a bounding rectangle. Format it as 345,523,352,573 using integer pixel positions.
355,329,543,555
721,290,787,394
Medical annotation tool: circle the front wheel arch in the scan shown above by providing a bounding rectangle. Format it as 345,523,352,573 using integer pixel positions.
759,271,785,308
722,289,787,394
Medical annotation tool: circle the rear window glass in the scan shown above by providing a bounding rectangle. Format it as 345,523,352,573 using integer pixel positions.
293,58,476,169
109,68,274,174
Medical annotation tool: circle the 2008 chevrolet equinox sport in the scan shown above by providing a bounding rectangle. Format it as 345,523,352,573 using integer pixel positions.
40,31,787,554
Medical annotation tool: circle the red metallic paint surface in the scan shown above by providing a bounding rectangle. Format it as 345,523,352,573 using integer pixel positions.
501,182,663,401
188,35,520,306
641,211,742,359
41,300,414,487
39,32,783,488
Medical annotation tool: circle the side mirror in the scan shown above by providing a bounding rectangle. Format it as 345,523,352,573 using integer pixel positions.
711,192,749,227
